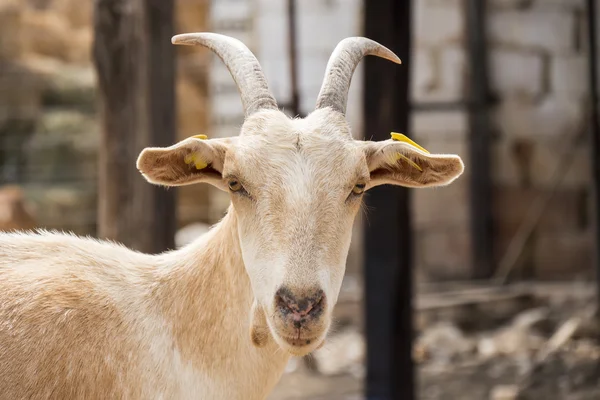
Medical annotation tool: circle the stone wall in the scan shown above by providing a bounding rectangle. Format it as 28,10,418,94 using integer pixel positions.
255,0,363,133
412,0,592,281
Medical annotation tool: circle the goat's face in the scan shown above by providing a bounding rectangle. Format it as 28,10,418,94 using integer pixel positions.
136,33,464,356
137,108,463,355
227,110,366,354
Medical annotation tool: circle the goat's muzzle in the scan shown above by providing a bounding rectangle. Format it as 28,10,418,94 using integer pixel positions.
269,286,329,354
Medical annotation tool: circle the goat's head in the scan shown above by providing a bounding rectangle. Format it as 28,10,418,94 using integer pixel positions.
137,33,464,356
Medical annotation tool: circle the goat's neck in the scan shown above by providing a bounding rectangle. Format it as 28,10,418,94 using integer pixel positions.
154,208,289,392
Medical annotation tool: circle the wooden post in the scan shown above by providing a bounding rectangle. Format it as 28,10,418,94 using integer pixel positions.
364,0,414,399
93,0,176,253
585,0,600,323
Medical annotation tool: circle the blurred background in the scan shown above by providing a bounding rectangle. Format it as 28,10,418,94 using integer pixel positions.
0,0,599,399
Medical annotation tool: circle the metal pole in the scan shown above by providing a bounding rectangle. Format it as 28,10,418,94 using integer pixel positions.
466,0,494,279
586,0,600,319
287,0,300,117
146,0,177,252
364,0,414,399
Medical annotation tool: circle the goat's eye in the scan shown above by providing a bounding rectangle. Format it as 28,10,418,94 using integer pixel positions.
352,183,366,195
228,180,242,192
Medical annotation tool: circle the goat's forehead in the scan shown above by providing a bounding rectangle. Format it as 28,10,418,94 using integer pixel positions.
225,109,364,182
230,132,361,169
224,139,363,193
241,109,352,139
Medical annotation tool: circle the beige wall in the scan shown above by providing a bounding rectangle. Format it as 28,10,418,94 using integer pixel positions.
412,0,591,281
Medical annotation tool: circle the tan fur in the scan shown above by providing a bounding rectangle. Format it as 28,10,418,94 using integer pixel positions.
0,212,288,399
250,300,271,347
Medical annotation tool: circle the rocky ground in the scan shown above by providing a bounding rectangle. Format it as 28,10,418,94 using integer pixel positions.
269,281,600,400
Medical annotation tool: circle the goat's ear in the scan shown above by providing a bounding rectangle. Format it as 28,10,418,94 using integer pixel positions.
137,136,232,190
361,135,464,189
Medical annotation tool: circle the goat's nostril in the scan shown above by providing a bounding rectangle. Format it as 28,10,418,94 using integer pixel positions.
275,287,326,320
309,294,324,315
275,290,296,313
304,293,324,317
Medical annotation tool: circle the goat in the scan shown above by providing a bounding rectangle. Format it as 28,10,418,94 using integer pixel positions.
0,33,464,399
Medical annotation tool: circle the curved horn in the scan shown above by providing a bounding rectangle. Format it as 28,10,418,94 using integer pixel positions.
315,37,401,115
172,33,278,116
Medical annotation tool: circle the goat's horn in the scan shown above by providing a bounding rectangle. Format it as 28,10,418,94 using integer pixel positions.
315,37,401,115
172,33,278,117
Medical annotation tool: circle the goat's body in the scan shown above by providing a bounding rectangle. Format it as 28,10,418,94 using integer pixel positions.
0,212,289,400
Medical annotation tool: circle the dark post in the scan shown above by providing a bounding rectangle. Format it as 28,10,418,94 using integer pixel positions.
146,0,177,252
93,0,176,253
586,0,600,317
466,0,494,278
363,1,414,399
287,0,301,117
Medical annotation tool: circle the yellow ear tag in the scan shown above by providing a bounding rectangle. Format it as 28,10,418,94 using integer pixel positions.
395,153,423,172
184,134,208,169
391,133,425,172
184,153,207,170
391,132,429,154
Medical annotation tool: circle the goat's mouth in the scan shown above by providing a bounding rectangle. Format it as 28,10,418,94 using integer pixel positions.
264,303,331,355
280,334,319,348
270,328,326,356
276,334,322,356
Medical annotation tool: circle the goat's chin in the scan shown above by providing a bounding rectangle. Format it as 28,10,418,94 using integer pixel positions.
272,334,323,356
269,328,327,356
250,304,330,355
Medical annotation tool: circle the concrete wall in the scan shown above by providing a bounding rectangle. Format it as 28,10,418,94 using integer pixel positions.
412,0,592,281
255,0,363,133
